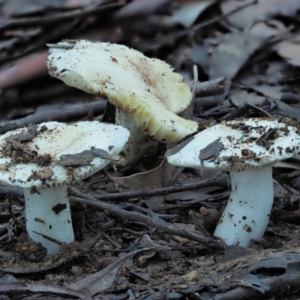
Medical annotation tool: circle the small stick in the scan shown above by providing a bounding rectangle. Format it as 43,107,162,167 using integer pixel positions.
0,175,230,201
0,100,106,134
47,43,74,49
70,191,224,250
245,103,273,117
190,0,258,33
87,174,230,201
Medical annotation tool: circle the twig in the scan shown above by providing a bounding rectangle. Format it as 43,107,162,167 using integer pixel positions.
0,100,106,134
0,178,226,249
190,0,258,33
0,2,123,31
69,189,224,250
47,43,74,49
245,103,272,117
228,97,239,109
195,77,228,97
199,255,300,299
0,19,79,64
192,65,199,98
0,186,23,197
224,104,249,121
88,174,230,201
0,175,230,201
0,282,87,300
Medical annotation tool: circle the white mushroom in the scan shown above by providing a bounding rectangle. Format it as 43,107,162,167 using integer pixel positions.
0,121,129,254
47,40,198,163
166,117,300,246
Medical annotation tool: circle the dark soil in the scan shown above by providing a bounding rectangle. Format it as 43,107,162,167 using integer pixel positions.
1,1,300,299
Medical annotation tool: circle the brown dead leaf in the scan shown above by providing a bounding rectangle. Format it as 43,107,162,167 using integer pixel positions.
204,32,266,79
109,159,179,189
274,36,300,67
172,223,197,245
171,0,215,28
227,89,265,107
221,0,300,29
67,247,163,297
1,0,106,16
136,235,160,264
113,0,168,19
248,20,289,39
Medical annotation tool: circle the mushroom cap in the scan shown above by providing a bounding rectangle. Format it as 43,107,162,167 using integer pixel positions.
47,40,198,143
167,117,300,171
0,121,129,188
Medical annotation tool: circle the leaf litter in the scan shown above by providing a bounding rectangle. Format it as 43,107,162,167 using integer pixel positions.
1,0,300,299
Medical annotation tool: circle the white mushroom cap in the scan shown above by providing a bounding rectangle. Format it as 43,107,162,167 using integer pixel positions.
0,121,130,188
167,118,300,170
47,40,198,143
167,117,300,247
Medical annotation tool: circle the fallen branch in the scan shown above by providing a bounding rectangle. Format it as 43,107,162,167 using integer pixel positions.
91,174,230,201
0,176,227,249
0,175,230,202
68,246,168,297
191,0,258,33
0,282,86,299
0,186,22,197
194,77,228,97
0,2,123,31
0,100,106,134
70,188,224,250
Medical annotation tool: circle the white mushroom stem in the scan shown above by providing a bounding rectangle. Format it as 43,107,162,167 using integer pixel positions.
24,185,74,255
115,109,159,164
214,166,273,246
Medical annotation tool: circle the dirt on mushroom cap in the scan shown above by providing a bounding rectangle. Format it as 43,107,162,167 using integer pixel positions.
0,121,130,189
47,40,198,143
167,117,300,171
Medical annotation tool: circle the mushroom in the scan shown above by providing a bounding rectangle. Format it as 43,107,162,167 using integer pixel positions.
47,40,198,163
0,121,129,254
166,117,300,246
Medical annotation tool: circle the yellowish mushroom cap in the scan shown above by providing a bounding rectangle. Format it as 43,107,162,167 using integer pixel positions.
47,40,198,143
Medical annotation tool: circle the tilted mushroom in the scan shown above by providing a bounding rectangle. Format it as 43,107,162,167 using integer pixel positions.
47,40,198,163
166,117,300,246
0,121,129,254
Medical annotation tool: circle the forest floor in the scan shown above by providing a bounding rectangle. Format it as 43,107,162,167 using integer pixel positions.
1,0,300,299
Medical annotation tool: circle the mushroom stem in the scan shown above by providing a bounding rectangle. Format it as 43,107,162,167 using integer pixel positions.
115,109,159,164
24,185,74,255
214,166,273,246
